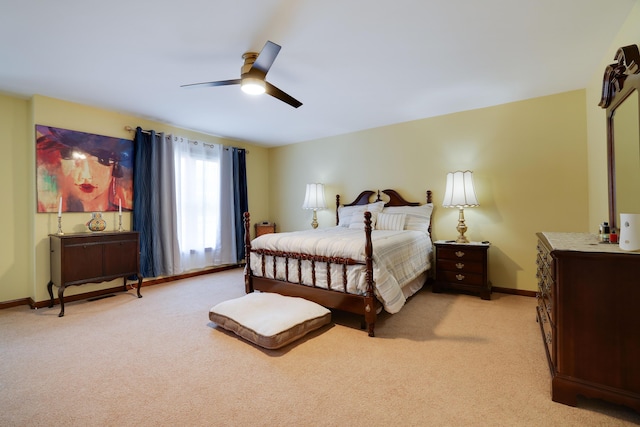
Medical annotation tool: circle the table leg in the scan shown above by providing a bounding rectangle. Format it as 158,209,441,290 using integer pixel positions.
136,274,143,298
47,281,54,308
57,285,66,317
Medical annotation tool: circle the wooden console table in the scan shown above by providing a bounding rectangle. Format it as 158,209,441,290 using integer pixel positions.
47,231,143,317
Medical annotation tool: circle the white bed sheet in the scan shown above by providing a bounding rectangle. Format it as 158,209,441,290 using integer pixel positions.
249,226,432,313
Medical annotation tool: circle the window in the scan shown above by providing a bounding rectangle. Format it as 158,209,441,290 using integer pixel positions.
174,140,224,271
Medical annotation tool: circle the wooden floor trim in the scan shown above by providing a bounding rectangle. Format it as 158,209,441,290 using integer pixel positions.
492,286,536,298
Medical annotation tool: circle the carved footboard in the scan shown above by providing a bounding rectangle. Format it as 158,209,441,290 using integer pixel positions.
243,211,378,336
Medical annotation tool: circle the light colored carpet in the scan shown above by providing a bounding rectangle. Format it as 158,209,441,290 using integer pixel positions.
1,268,638,426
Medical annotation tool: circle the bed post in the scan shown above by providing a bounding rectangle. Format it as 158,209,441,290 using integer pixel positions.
336,194,340,226
243,212,254,294
363,211,376,337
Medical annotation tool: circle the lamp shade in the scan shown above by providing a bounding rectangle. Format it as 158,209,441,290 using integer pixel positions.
442,171,479,208
302,183,327,210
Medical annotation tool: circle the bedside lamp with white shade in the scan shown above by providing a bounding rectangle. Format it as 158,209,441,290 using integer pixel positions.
442,170,479,243
302,183,327,229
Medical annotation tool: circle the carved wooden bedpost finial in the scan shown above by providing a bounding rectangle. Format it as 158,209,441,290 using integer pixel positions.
243,212,253,293
363,211,376,337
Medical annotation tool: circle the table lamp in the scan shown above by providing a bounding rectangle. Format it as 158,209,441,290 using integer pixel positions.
442,170,479,243
302,183,327,229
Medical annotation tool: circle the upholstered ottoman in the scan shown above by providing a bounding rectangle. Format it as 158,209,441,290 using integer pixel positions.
209,292,331,349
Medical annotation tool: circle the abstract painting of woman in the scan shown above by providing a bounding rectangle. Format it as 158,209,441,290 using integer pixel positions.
36,125,134,213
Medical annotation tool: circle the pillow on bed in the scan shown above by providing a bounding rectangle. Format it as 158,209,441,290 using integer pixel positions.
376,212,407,231
338,201,385,227
209,292,331,349
338,205,366,227
381,203,433,233
346,201,385,229
348,211,378,230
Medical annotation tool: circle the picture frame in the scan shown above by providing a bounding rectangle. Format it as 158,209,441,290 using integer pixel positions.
35,125,134,213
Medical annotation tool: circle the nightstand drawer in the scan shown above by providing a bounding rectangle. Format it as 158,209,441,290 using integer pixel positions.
436,247,485,261
438,270,484,286
436,259,484,274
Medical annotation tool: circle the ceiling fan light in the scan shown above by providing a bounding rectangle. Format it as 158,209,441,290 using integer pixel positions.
241,78,266,95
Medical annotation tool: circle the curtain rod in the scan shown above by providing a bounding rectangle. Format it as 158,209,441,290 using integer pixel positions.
124,126,249,153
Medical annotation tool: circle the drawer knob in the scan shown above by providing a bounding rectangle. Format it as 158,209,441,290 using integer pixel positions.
455,262,464,269
455,251,465,258
455,274,465,281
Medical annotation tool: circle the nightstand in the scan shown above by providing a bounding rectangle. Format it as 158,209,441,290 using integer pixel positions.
433,240,491,300
255,222,276,237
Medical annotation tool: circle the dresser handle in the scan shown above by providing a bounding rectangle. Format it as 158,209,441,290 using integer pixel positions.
455,274,465,281
455,251,465,258
455,263,464,269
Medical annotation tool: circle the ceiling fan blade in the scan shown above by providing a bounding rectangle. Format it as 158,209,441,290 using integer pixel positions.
265,82,302,108
251,41,281,75
180,79,241,88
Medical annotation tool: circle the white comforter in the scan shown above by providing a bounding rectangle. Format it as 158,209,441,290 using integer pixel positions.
249,227,432,313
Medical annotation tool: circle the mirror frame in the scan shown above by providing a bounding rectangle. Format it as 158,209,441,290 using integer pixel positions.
599,44,640,230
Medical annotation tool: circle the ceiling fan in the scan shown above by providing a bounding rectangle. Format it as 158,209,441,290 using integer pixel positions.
181,40,302,108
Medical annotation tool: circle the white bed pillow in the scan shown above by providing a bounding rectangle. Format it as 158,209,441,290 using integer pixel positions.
381,203,433,233
338,205,366,227
347,201,385,229
376,212,407,231
338,201,385,227
348,211,378,229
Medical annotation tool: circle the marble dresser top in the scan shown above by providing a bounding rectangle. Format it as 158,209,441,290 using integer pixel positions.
539,232,639,255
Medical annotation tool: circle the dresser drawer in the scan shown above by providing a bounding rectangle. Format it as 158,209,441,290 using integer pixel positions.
436,259,484,274
437,247,485,262
437,270,484,286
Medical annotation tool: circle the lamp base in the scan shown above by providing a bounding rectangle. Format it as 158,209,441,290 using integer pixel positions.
455,207,469,243
311,210,319,229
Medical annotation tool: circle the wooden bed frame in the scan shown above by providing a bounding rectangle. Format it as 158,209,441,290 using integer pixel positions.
243,189,433,337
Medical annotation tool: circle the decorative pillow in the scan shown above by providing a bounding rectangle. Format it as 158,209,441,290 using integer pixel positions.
338,201,385,227
381,203,433,233
376,212,407,231
347,201,385,229
348,211,378,229
338,205,366,227
209,292,331,349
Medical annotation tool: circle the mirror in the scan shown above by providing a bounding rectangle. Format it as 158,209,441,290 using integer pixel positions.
600,44,640,230
613,90,640,219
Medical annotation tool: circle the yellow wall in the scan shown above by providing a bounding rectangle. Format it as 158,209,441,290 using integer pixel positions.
0,94,270,303
0,94,32,302
586,0,640,231
270,90,589,292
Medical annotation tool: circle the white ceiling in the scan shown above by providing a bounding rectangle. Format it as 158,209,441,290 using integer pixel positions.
0,1,636,147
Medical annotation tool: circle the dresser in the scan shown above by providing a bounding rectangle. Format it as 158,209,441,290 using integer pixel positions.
47,232,143,317
433,241,491,300
536,232,640,412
